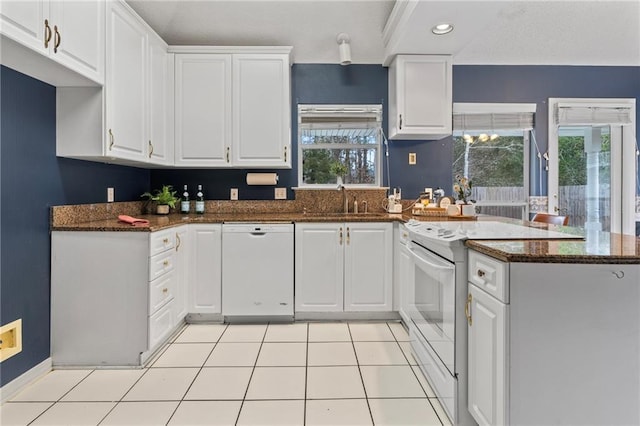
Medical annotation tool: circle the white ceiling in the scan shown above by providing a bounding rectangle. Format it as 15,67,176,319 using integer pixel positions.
127,0,640,66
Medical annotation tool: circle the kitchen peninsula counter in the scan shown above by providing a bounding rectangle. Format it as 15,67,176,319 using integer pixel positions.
466,233,640,264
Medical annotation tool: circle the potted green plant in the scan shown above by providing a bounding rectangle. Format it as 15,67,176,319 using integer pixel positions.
141,185,179,215
330,161,348,186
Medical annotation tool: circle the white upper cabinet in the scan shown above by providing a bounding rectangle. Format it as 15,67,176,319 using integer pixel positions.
172,47,292,168
57,0,170,166
388,54,452,140
232,54,291,168
147,31,172,165
0,1,48,54
105,0,147,162
48,1,104,83
0,0,104,85
174,54,231,167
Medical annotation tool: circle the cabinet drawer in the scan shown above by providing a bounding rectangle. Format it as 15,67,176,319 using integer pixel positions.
149,300,174,350
149,270,175,315
468,250,509,303
149,229,175,257
149,251,175,281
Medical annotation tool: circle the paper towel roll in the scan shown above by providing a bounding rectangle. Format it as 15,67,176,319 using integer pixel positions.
246,173,279,185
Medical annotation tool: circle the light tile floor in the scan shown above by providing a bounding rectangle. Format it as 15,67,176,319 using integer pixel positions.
1,322,452,425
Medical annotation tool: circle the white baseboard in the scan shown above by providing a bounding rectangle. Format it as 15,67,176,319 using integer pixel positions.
0,357,52,403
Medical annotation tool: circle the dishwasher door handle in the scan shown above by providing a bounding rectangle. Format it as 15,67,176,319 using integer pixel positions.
250,231,267,236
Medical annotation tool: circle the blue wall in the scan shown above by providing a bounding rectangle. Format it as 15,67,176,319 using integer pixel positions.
0,66,149,387
453,65,640,196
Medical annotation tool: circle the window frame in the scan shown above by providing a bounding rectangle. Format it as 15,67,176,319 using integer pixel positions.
297,104,383,188
452,103,535,220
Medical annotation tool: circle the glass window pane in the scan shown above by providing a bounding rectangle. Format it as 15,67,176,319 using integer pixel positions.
302,148,377,185
557,126,611,230
475,205,524,220
452,133,525,202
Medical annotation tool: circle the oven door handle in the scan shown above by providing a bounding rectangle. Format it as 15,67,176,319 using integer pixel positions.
407,242,455,271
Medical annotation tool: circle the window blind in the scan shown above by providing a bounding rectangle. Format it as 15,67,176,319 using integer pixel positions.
298,105,382,130
453,103,536,131
554,103,633,126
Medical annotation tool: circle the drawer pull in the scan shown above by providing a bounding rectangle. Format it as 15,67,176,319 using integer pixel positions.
163,238,169,244
162,288,168,293
477,269,485,278
465,293,472,326
163,260,169,267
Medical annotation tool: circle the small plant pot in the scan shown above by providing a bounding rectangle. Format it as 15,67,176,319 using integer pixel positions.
156,204,170,215
461,204,477,216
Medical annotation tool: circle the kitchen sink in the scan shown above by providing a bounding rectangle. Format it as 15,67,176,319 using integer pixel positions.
300,212,389,218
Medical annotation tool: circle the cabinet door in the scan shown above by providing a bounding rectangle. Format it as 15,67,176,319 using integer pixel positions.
397,243,414,324
188,224,222,314
48,0,104,83
147,32,171,164
295,223,344,312
174,54,231,167
389,55,452,140
173,225,189,323
105,1,146,161
467,284,508,426
232,54,291,168
344,223,393,311
0,0,48,54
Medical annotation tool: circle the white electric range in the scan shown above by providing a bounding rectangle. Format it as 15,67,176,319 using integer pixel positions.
401,219,582,425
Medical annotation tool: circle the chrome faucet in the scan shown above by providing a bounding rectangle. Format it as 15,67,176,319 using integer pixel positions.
337,183,348,213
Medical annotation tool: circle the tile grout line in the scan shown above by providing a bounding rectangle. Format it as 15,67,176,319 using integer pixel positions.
233,323,269,426
392,321,446,426
303,322,309,426
163,326,224,426
347,322,376,426
25,368,97,426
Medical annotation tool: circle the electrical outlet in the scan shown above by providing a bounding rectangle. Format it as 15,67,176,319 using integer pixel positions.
408,153,417,165
274,188,287,200
230,188,238,200
107,187,114,202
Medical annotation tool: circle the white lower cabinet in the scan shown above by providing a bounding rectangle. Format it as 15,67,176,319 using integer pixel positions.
467,283,507,426
173,225,189,321
295,222,392,312
467,249,640,426
50,228,187,367
188,224,222,314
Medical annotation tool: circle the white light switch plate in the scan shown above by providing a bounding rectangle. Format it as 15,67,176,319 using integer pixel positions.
275,188,287,200
107,187,114,202
230,188,238,200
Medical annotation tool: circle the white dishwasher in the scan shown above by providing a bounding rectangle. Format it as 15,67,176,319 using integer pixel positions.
222,223,294,320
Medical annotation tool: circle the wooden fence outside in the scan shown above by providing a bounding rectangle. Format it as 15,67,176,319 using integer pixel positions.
470,185,610,228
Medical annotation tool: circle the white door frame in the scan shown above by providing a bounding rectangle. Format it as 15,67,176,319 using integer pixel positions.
548,98,636,235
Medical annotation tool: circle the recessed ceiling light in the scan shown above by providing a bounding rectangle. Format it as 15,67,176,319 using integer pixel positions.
432,23,453,35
